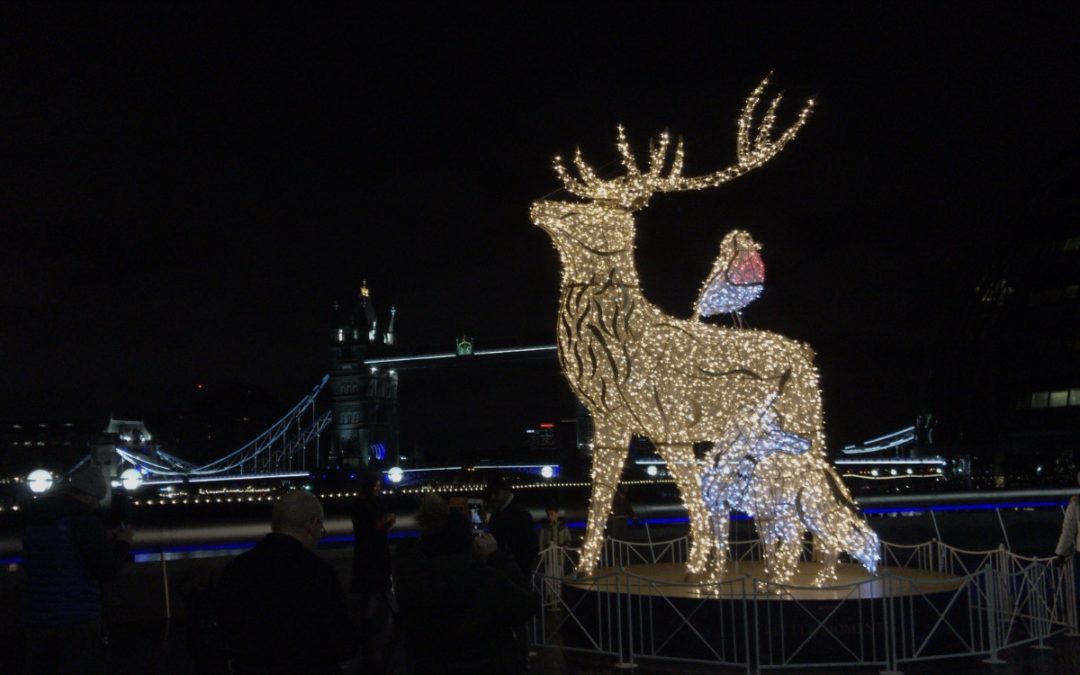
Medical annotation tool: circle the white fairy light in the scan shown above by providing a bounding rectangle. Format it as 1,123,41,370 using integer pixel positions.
532,74,878,584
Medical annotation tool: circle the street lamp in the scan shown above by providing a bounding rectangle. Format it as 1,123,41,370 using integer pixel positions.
27,469,53,494
120,468,143,491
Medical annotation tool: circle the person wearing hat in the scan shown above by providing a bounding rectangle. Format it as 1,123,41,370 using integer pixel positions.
22,463,134,674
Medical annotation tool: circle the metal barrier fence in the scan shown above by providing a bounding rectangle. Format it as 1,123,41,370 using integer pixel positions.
530,535,1078,673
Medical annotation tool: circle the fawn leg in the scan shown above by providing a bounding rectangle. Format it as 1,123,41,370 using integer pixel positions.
759,511,803,587
660,443,715,576
812,545,840,587
578,434,628,575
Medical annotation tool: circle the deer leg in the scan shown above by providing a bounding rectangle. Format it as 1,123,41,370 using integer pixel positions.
710,512,730,580
660,443,715,578
702,459,739,583
578,441,628,575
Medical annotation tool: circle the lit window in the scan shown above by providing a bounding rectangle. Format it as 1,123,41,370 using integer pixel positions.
1070,389,1080,407
1031,392,1050,408
1050,390,1069,407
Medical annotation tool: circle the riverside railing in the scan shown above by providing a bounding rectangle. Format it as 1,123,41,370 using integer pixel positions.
530,535,1078,673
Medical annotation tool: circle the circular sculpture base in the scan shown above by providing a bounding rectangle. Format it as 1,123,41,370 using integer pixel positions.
554,561,969,666
564,560,964,599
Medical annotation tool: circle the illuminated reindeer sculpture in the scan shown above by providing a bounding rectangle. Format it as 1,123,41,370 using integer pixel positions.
531,77,879,584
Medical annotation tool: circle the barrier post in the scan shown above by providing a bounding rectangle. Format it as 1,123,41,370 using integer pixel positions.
749,574,762,675
614,567,637,669
982,564,1006,664
1067,555,1080,637
879,570,902,675
1027,553,1053,651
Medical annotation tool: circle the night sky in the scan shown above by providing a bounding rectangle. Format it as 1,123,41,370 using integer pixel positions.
2,3,1078,452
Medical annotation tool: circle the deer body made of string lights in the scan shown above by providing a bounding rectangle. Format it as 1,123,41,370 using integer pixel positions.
531,77,879,585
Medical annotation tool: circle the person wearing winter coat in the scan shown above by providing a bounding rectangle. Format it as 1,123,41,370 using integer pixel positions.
1054,472,1080,564
347,473,397,674
216,490,356,675
22,463,133,674
537,504,573,608
394,494,537,674
538,504,572,550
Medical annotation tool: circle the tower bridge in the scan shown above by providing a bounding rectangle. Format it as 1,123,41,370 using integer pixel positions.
46,282,564,493
54,339,561,493
39,283,945,497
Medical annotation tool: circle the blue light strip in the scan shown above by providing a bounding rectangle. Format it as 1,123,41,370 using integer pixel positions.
856,426,916,446
367,345,556,366
386,466,463,474
367,352,457,364
142,471,310,486
472,345,556,357
133,541,257,556
861,500,1068,515
840,426,917,455
835,458,946,466
472,464,558,470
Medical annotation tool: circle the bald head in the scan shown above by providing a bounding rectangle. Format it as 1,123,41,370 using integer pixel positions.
271,490,324,548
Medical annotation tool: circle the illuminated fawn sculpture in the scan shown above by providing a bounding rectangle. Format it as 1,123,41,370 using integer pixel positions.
531,76,879,585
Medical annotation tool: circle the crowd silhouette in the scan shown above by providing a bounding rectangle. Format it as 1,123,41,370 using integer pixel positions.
18,472,582,674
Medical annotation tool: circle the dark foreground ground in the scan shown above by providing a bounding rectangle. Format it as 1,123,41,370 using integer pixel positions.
3,543,1077,675
2,506,1078,674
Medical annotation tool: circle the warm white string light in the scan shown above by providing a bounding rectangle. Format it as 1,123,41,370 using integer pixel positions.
532,75,878,584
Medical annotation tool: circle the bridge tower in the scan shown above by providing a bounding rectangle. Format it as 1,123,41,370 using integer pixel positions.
327,282,399,469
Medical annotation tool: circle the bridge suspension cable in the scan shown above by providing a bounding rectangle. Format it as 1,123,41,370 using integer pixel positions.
115,375,331,483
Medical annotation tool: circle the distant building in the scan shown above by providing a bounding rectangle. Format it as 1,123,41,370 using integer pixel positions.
951,150,1080,486
327,282,399,469
0,417,148,494
525,422,558,453
0,420,94,478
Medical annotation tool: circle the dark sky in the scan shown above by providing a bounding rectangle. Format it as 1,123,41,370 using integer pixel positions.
2,3,1078,449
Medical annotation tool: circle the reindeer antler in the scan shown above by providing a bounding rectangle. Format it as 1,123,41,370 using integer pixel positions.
553,75,814,210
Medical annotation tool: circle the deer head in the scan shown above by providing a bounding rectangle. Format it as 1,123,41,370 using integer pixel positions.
531,75,813,263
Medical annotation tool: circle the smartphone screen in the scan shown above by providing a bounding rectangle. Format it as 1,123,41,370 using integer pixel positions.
469,502,483,531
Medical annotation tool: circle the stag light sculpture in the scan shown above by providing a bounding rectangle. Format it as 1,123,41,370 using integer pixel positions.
531,76,879,584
